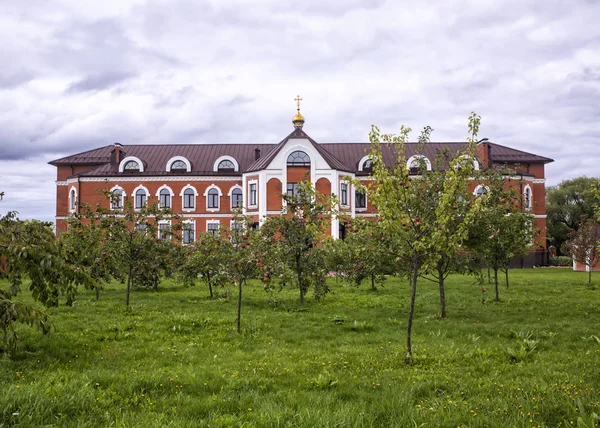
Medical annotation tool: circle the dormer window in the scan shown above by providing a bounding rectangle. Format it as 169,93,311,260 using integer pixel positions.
409,159,421,175
406,155,432,175
124,160,140,171
287,151,310,167
363,159,373,173
170,160,187,172
218,160,235,172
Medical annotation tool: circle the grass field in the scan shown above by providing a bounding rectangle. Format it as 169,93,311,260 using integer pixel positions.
1,269,600,427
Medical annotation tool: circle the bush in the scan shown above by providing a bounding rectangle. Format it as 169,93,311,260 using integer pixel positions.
550,256,572,266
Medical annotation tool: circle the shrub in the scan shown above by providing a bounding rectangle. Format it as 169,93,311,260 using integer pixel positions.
550,256,572,266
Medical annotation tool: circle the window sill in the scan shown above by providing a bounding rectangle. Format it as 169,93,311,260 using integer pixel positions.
182,208,196,212
206,208,220,212
355,207,367,212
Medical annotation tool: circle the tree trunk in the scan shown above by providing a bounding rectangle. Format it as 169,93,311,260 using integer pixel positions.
405,257,419,364
494,268,499,302
126,265,132,309
236,279,242,333
371,274,376,291
588,266,592,287
505,268,509,289
207,273,213,298
438,268,446,319
298,270,304,304
95,285,100,301
487,266,491,284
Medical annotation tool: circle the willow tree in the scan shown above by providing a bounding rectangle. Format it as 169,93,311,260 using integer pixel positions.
365,113,482,364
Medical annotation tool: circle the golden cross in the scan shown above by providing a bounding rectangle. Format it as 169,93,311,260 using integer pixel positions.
294,95,303,111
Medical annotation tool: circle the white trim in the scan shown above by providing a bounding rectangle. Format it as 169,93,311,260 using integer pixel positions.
157,219,172,240
132,184,150,209
68,186,77,213
355,186,367,211
56,180,68,186
204,184,223,211
119,156,145,173
228,184,244,210
357,155,373,172
206,219,220,235
523,184,533,210
182,219,195,244
109,185,126,210
406,155,432,171
339,180,349,208
213,155,239,172
248,179,258,209
180,184,198,212
456,154,480,171
533,178,546,184
533,214,547,219
355,212,378,217
74,176,242,183
156,185,175,208
473,184,489,197
166,156,192,173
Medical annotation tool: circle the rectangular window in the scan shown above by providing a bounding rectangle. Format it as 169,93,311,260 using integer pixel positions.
287,182,298,197
249,183,257,206
183,222,195,244
208,192,219,209
232,191,243,208
183,192,195,209
135,223,147,234
355,190,366,209
340,183,348,206
158,222,170,240
159,193,171,208
207,222,219,236
135,193,146,209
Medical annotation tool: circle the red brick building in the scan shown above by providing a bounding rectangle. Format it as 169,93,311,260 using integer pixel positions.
49,108,553,265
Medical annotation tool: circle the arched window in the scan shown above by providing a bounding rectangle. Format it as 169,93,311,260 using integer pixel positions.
218,160,235,172
406,155,432,175
287,151,310,166
363,159,373,173
110,188,124,210
456,155,480,171
183,188,196,209
135,189,147,208
207,188,219,209
69,188,77,211
524,186,532,209
170,160,187,172
124,160,140,171
231,188,243,208
159,188,171,208
474,185,489,198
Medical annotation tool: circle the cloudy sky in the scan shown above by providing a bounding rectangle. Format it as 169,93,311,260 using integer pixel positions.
1,0,599,223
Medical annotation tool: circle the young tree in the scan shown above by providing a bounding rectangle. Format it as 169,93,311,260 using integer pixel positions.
179,232,232,298
327,217,394,291
562,216,600,286
467,172,534,301
365,114,483,364
260,181,335,304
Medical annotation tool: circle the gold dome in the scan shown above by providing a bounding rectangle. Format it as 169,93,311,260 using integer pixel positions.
293,95,305,128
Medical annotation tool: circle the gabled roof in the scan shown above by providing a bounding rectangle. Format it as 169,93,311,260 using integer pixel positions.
48,145,113,165
244,128,353,173
488,142,553,164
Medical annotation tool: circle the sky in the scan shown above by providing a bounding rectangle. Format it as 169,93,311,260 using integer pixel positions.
1,0,599,224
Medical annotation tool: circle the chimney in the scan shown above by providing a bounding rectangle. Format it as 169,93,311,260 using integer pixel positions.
110,142,124,166
475,138,490,169
255,148,261,161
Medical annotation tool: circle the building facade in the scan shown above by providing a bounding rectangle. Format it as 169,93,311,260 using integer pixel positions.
50,107,553,265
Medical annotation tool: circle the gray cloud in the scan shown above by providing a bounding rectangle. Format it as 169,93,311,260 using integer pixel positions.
67,71,137,93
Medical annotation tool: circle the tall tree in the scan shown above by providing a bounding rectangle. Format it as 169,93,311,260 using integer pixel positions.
365,114,482,364
562,216,599,286
547,177,599,254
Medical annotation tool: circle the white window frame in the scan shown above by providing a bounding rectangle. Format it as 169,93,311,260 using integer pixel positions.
473,184,489,197
156,185,174,209
109,185,126,210
180,184,198,212
204,184,223,212
158,220,172,240
119,156,145,173
165,156,192,173
340,181,349,207
357,155,373,172
206,219,220,236
406,155,432,172
523,184,533,211
182,219,195,245
68,186,77,213
228,185,244,210
456,154,480,171
355,188,367,211
248,179,258,209
132,185,150,210
213,155,239,172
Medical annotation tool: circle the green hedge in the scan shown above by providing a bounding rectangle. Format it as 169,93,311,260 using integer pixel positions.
549,256,572,266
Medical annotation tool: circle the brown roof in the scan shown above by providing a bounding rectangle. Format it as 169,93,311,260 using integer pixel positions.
49,132,553,178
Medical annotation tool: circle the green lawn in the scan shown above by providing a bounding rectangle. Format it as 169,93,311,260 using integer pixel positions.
1,269,600,427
